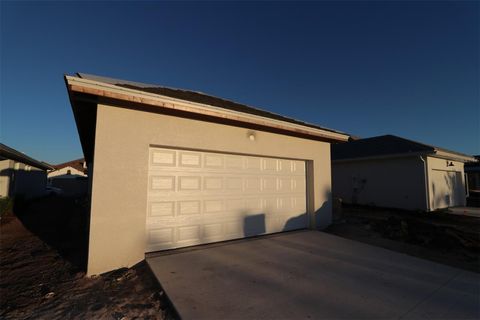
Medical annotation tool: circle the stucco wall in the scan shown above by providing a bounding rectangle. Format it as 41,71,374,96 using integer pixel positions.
88,103,333,275
427,156,466,210
0,160,13,197
0,159,47,198
332,156,427,211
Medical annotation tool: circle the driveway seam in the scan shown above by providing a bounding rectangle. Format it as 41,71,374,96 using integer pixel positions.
397,270,463,319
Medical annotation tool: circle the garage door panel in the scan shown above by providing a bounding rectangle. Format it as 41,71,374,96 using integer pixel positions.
148,228,174,248
179,151,202,167
178,201,201,215
292,161,305,174
149,201,175,217
225,177,243,191
263,158,277,172
245,157,262,171
245,198,263,211
262,177,277,192
151,149,176,167
177,225,201,242
292,177,306,192
150,176,176,191
146,147,307,252
225,221,243,236
204,200,224,213
225,198,245,211
225,156,244,170
245,177,261,191
204,154,224,168
203,223,223,238
204,177,223,190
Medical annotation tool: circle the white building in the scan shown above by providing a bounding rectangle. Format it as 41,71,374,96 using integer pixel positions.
332,135,475,211
48,158,87,179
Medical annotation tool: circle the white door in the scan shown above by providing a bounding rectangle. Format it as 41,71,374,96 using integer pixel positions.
431,170,464,209
146,147,307,252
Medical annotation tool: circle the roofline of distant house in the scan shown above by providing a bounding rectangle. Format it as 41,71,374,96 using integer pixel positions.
0,144,53,170
333,149,475,164
65,75,350,143
52,158,85,170
434,149,476,163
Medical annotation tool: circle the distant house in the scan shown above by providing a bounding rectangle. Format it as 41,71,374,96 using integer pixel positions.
48,158,87,179
332,135,475,211
464,155,480,207
48,158,88,197
0,143,52,199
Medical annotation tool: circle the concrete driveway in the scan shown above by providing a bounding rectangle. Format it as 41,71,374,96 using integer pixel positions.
147,230,479,320
448,206,480,218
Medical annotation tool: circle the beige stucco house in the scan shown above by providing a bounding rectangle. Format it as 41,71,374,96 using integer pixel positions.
332,135,475,212
65,73,350,275
0,143,52,199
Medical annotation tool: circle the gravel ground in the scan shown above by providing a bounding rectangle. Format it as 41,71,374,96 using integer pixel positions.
326,204,480,273
0,197,176,320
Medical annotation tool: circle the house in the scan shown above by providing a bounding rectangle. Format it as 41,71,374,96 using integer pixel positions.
65,73,350,275
0,143,52,199
464,155,480,207
48,158,87,178
331,135,475,212
48,158,88,197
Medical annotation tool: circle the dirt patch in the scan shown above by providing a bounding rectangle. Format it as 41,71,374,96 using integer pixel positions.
0,197,176,320
327,204,480,273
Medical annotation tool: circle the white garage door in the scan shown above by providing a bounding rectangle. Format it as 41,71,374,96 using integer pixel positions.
431,169,464,209
146,147,307,252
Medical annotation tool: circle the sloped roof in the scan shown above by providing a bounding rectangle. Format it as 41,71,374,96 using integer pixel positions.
0,143,52,170
52,158,86,173
76,73,347,136
332,135,474,162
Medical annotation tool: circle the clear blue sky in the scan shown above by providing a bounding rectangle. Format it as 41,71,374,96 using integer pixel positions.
1,1,478,164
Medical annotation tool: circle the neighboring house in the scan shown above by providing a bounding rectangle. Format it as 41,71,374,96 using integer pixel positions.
48,158,88,197
48,158,87,178
331,135,475,212
65,73,350,275
0,143,52,199
464,155,480,207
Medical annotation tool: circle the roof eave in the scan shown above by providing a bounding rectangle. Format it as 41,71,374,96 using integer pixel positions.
65,75,350,144
333,149,476,164
0,150,53,171
332,151,433,163
64,76,97,163
431,149,476,163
